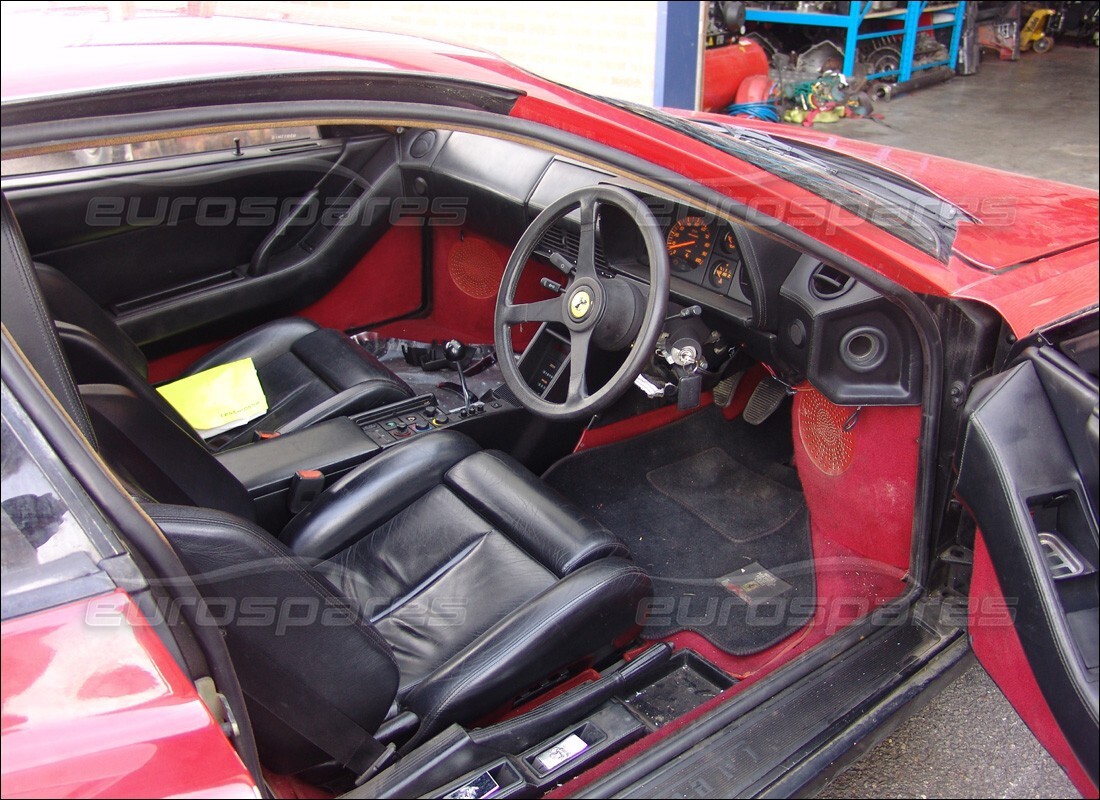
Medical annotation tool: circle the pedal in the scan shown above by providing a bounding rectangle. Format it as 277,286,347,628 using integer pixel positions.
712,371,743,408
743,376,789,425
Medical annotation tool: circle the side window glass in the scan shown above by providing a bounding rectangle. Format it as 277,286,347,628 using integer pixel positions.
1,125,321,176
2,385,121,615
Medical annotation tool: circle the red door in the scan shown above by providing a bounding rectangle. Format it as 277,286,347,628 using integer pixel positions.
955,330,1099,798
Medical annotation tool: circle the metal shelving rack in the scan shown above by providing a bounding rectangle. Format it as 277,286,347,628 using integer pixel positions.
744,1,967,81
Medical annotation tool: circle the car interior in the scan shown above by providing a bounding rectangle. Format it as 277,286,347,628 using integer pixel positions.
1,122,939,797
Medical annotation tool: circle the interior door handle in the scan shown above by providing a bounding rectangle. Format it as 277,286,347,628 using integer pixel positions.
248,187,320,276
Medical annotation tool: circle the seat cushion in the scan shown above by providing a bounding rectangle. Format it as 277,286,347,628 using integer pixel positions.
318,484,560,695
306,433,644,742
188,322,415,449
183,317,322,375
445,450,630,576
401,557,649,745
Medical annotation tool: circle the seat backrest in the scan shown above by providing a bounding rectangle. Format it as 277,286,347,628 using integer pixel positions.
1,196,98,446
145,503,400,775
82,383,256,521
28,262,211,450
2,195,253,519
4,197,400,773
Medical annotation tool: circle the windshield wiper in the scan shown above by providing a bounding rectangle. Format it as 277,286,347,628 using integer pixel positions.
703,120,966,222
694,122,840,174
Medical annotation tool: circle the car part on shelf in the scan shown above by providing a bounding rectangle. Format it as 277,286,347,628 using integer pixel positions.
797,40,845,75
862,44,902,81
859,36,948,83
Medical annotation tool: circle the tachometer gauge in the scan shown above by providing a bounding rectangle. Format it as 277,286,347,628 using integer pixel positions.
709,260,735,291
666,216,713,273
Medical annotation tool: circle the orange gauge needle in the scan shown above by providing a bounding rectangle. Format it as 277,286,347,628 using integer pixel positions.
668,240,697,250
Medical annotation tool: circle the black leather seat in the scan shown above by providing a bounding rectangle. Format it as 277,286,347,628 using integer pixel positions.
34,262,414,450
2,197,650,777
149,432,649,772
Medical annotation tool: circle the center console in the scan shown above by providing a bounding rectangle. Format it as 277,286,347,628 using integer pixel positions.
354,393,510,448
216,388,517,530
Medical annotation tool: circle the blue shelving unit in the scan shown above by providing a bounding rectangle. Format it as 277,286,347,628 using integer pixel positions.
745,1,967,81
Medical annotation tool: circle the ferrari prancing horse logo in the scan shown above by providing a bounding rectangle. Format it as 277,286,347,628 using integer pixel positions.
569,289,592,320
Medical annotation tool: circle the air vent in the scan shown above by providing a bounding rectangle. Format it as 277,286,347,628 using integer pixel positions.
809,264,855,301
738,263,754,303
536,223,608,271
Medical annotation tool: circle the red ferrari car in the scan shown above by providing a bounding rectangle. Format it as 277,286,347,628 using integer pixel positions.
1,11,1097,800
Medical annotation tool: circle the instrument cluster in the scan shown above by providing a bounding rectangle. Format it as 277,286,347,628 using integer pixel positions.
665,213,753,305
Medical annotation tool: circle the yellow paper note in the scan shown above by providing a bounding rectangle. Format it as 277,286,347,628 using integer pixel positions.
156,358,268,439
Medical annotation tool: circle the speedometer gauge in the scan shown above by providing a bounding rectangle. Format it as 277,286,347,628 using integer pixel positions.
666,216,713,273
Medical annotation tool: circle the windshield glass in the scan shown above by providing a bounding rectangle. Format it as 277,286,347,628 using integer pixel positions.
601,96,963,263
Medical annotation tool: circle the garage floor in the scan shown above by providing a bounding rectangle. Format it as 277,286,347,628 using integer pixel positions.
819,44,1098,800
830,45,1100,189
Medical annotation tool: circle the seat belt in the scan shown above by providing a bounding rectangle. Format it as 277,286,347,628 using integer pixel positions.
230,648,396,782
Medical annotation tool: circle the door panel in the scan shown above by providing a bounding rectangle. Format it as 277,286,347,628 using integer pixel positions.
957,344,1099,794
2,132,406,348
7,144,342,305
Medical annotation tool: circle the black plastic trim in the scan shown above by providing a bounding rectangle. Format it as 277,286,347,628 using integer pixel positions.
602,618,955,798
762,634,973,798
1,72,522,130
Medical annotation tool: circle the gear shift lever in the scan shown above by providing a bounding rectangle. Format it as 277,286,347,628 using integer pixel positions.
444,339,476,416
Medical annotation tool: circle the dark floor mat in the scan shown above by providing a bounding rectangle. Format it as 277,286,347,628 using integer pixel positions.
647,447,805,543
544,405,814,655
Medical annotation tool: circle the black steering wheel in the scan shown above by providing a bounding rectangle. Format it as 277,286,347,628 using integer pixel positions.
495,186,669,420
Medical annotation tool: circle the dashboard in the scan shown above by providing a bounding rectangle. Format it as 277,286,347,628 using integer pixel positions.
400,128,923,406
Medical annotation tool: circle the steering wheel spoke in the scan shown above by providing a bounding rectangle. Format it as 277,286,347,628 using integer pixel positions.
575,196,600,280
501,297,564,325
566,328,592,404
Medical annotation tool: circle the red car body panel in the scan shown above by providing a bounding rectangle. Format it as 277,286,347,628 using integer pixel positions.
1,16,1096,337
696,116,1100,273
970,531,1100,799
0,590,257,799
